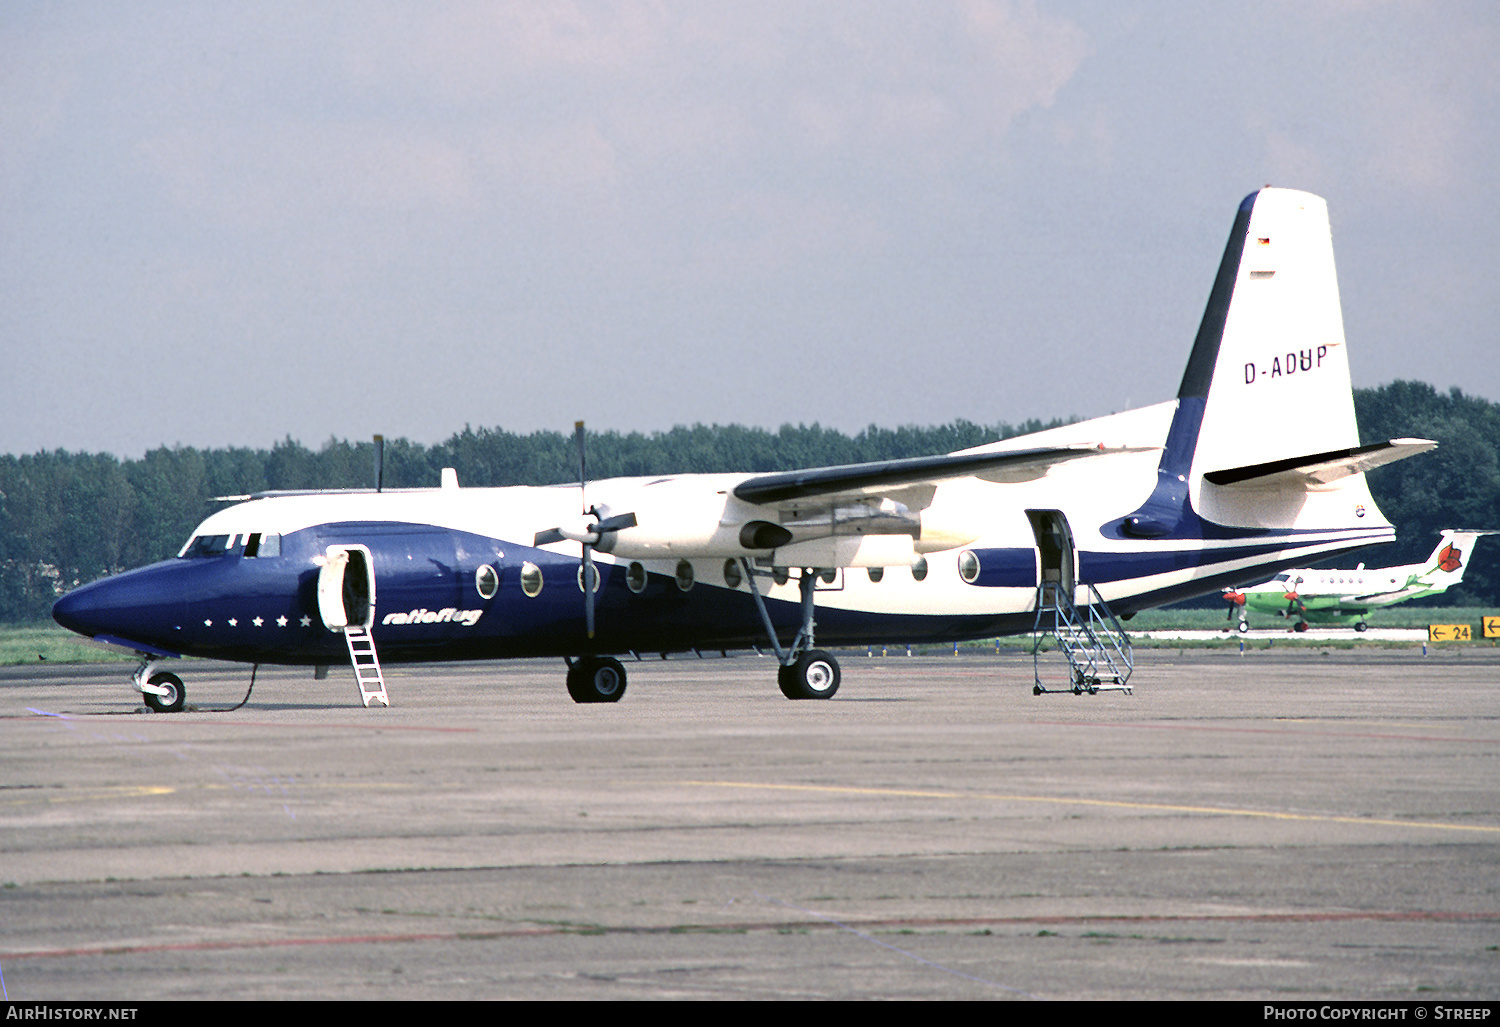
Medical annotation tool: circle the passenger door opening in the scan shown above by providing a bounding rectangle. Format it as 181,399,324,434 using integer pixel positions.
317,545,376,630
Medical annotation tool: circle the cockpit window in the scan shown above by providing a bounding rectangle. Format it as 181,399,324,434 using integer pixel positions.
1272,573,1291,582
243,533,281,558
180,535,235,558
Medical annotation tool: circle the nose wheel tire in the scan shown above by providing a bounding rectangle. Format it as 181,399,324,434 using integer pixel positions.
567,656,628,703
777,650,841,700
143,672,186,713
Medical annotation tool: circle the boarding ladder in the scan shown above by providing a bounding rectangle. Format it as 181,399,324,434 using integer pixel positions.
343,625,389,707
1031,581,1133,695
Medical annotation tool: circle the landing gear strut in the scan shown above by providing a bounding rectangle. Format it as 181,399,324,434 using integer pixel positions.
566,655,628,703
743,559,841,700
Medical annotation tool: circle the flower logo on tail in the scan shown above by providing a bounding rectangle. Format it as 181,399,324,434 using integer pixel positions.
1438,544,1463,573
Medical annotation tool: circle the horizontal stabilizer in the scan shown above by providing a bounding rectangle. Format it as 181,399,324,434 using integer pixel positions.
733,444,1152,505
1203,438,1436,489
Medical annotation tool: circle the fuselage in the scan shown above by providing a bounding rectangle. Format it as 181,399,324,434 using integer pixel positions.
52,402,1394,668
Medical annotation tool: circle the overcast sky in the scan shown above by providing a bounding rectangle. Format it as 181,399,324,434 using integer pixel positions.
3,1,1495,460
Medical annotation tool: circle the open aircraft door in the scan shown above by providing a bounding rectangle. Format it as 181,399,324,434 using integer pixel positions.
1026,510,1077,609
317,545,376,630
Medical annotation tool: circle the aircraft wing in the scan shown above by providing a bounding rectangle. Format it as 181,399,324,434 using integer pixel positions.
732,444,1150,505
1204,438,1436,489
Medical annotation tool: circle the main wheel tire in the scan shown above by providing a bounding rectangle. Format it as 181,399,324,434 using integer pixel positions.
567,656,627,703
143,671,186,713
1355,621,1368,633
779,650,840,700
1236,621,1249,634
1294,621,1309,633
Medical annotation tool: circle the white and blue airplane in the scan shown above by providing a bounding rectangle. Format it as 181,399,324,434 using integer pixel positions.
52,188,1434,711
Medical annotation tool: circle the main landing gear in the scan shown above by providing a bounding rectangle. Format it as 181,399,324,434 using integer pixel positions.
566,655,628,703
558,562,842,703
744,559,840,700
777,650,841,700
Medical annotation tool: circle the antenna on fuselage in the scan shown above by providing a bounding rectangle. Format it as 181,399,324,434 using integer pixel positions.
373,434,384,493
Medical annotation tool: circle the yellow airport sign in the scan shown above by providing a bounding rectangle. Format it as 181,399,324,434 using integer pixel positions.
1485,616,1500,639
1428,624,1472,642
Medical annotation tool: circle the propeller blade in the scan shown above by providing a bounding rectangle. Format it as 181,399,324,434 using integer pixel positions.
583,545,596,639
575,421,587,514
534,528,566,547
596,511,638,533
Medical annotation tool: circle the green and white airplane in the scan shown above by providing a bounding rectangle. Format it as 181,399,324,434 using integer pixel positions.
1224,529,1498,632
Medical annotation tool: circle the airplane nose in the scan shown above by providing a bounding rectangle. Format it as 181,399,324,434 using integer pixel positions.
50,588,96,637
52,562,187,647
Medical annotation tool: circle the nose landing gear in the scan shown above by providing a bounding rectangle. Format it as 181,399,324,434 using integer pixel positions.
133,658,187,713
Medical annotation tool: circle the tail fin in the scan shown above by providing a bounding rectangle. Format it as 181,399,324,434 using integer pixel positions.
1119,188,1433,538
1414,530,1499,588
1189,189,1358,476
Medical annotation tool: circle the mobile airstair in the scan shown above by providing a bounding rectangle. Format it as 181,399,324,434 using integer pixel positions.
1031,581,1133,695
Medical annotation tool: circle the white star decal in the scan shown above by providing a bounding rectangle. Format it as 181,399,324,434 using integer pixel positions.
300,615,311,627
228,618,238,627
204,619,212,627
276,616,288,627
253,617,264,627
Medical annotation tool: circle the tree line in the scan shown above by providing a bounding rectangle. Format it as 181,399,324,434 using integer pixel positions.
2,381,1496,623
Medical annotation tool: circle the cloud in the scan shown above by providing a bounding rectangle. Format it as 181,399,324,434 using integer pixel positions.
959,0,1092,127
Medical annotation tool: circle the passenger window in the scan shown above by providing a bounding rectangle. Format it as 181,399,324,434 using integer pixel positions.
521,562,543,597
958,550,980,583
476,564,499,599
